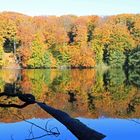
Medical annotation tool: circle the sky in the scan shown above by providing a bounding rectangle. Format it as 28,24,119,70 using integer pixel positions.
0,0,140,16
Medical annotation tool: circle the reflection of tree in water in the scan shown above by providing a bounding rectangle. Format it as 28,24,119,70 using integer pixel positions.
21,69,140,118
49,71,70,93
68,90,77,110
103,68,130,100
0,71,61,139
124,69,140,115
129,69,140,88
104,69,126,88
21,70,52,98
4,82,21,95
126,88,140,114
49,75,62,92
0,82,105,140
0,70,20,93
87,91,96,113
0,70,24,108
0,83,61,140
0,86,105,140
0,69,140,121
93,68,140,118
93,70,104,93
103,70,110,91
68,90,77,103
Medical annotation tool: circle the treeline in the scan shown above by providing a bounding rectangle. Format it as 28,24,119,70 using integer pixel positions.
0,12,140,68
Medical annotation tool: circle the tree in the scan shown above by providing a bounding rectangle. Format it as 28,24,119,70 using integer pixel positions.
68,45,95,68
92,22,135,67
0,15,17,53
27,34,51,68
0,12,139,68
129,45,140,69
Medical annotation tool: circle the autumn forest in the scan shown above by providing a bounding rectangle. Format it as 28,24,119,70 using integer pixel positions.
0,12,140,69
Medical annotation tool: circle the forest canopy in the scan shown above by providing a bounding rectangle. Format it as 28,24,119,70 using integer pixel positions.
0,12,140,69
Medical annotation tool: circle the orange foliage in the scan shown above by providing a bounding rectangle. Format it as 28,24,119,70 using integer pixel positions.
68,45,95,67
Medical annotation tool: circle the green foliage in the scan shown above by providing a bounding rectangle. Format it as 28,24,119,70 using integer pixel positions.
129,46,140,68
50,45,70,67
93,69,104,93
92,40,104,64
129,69,140,87
0,17,18,53
23,70,51,98
109,49,126,68
49,70,70,93
27,37,51,68
104,68,131,100
0,46,4,67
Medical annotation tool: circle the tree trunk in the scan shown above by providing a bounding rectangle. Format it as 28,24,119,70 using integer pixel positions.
36,101,106,140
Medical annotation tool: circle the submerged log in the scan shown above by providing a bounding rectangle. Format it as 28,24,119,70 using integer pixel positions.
36,101,106,140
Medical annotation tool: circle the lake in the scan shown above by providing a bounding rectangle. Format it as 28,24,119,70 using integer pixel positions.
0,69,139,140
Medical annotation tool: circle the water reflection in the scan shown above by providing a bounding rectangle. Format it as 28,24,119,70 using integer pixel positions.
0,69,140,139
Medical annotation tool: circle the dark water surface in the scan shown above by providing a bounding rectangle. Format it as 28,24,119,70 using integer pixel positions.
0,69,139,140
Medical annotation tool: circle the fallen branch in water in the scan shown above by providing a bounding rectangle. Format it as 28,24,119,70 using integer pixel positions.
36,101,105,140
12,113,60,140
1,93,106,140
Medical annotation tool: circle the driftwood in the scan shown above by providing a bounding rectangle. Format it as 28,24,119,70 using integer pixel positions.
0,92,106,140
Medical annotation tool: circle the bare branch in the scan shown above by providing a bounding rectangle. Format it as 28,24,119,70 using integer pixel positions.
127,119,140,125
10,112,60,140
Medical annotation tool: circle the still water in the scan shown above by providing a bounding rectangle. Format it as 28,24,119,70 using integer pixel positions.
0,69,139,140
